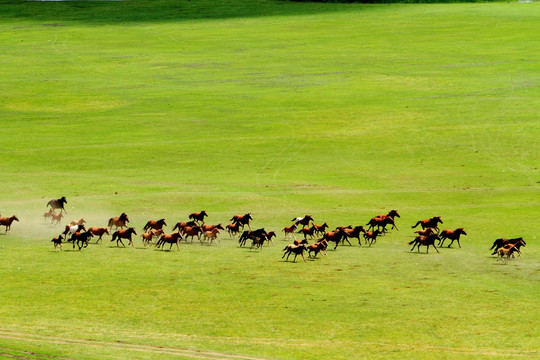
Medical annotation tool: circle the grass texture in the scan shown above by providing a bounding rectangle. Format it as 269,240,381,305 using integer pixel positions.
0,1,538,359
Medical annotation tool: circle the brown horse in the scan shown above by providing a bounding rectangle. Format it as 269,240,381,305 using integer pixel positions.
226,223,241,238
282,224,298,240
69,231,93,250
238,228,268,247
201,223,225,232
307,240,328,259
343,226,366,245
313,222,329,236
202,228,221,244
438,228,467,248
0,215,19,233
108,213,129,230
297,225,317,240
282,243,308,262
292,215,314,228
409,233,440,253
414,227,436,237
323,229,348,250
44,209,54,221
50,212,64,225
366,216,398,232
69,218,86,226
143,218,167,232
111,227,137,247
62,224,86,239
230,213,253,230
363,229,382,246
156,232,183,251
183,225,202,243
88,227,110,243
490,237,525,256
502,240,526,258
51,235,64,251
412,217,443,233
376,209,400,220
189,210,208,224
172,220,197,233
47,196,67,214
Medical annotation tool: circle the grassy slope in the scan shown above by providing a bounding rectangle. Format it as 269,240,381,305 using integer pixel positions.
0,1,538,359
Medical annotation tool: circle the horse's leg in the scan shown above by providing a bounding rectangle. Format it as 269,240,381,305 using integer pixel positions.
433,244,440,253
457,238,462,248
448,239,454,248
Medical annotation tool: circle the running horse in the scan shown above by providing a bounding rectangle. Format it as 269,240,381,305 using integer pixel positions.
143,218,167,232
0,215,19,233
47,196,67,214
189,211,208,224
412,216,443,233
108,212,129,230
230,213,253,230
409,233,441,253
438,228,467,248
111,227,137,247
292,215,314,228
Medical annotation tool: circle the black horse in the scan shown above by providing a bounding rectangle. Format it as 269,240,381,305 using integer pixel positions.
47,196,67,214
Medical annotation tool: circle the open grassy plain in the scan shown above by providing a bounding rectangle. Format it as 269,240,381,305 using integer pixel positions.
0,0,538,359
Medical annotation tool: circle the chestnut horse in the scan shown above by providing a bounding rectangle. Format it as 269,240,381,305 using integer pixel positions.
282,243,308,262
50,212,64,225
363,229,382,246
412,217,443,233
183,225,202,243
44,209,54,221
313,222,329,236
230,213,253,230
111,227,137,247
282,224,297,240
343,226,366,245
108,213,129,230
47,196,67,214
409,233,440,253
143,218,167,232
156,232,183,251
438,228,467,248
189,211,208,224
297,225,317,240
172,221,197,234
0,215,19,233
202,228,221,244
201,223,225,232
226,223,241,238
323,229,348,250
88,227,110,243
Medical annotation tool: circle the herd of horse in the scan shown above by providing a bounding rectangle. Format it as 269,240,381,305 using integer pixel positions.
0,197,528,263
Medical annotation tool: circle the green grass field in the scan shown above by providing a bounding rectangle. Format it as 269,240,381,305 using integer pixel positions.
0,1,538,359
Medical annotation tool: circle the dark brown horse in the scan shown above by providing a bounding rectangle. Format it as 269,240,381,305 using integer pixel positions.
323,229,348,250
239,228,268,247
363,229,382,247
111,227,137,247
366,216,398,232
490,237,525,255
230,213,253,230
282,243,308,262
143,218,167,232
226,223,241,238
412,217,443,233
189,210,208,224
409,233,440,253
108,212,129,230
292,215,314,228
51,235,64,251
69,230,94,250
313,222,329,236
88,227,110,243
297,225,317,240
0,215,19,233
47,196,67,214
438,228,467,248
377,209,400,220
343,226,366,245
156,232,183,251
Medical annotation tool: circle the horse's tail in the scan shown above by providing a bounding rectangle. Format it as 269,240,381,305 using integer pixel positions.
111,232,117,241
489,239,500,250
46,200,52,208
411,221,421,229
408,239,417,245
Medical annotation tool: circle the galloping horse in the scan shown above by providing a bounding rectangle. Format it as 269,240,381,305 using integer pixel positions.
226,223,241,238
156,232,183,251
172,221,197,234
282,244,308,262
323,229,348,250
47,196,67,214
297,225,317,240
342,226,366,245
230,213,253,230
201,223,225,233
412,217,443,233
366,216,398,232
50,212,64,225
69,230,93,250
108,213,129,230
88,227,110,243
292,215,314,228
490,237,525,256
409,233,441,253
182,225,202,243
143,218,167,232
111,227,137,247
313,222,329,236
0,215,19,233
363,229,382,246
282,224,297,240
70,218,86,226
189,211,208,224
62,224,86,239
438,228,467,248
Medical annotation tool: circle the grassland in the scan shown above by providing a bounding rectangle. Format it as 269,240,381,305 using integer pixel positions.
0,1,538,359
